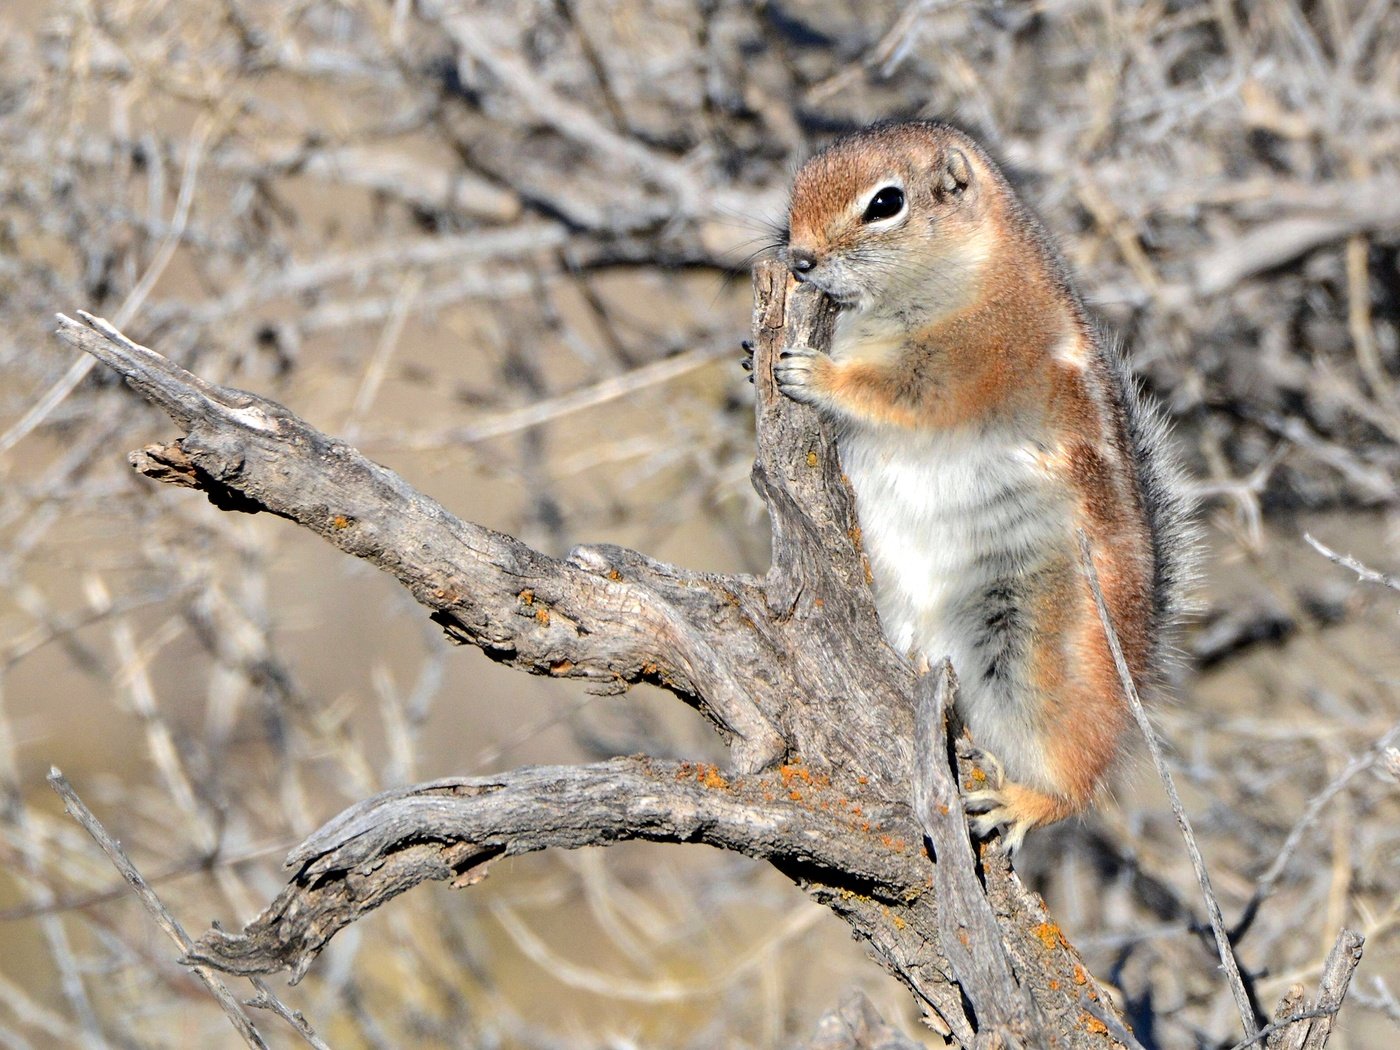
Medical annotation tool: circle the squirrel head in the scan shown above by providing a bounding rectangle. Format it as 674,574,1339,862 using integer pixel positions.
783,122,1000,321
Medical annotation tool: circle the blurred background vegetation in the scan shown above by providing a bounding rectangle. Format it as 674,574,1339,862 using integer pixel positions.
1,1,1398,1046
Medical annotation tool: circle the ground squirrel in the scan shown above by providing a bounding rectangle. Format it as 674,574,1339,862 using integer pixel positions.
755,120,1192,850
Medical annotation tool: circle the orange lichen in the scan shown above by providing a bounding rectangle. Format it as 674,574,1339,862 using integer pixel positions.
1034,923,1061,951
1080,1013,1108,1036
695,764,729,790
607,569,622,581
1072,964,1089,986
549,660,574,675
779,762,812,786
879,835,907,852
813,597,824,608
788,790,803,801
806,450,819,467
535,608,550,625
856,775,868,785
850,804,862,816
331,514,352,530
518,590,534,606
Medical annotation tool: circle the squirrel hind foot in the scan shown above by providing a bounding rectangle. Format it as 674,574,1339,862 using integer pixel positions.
962,758,1080,854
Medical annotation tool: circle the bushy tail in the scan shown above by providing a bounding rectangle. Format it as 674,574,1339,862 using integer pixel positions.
1104,338,1201,639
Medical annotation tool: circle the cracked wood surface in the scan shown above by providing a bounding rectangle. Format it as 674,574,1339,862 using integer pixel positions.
185,757,927,984
56,261,1147,1047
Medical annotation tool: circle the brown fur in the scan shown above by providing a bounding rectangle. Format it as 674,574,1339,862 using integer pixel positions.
779,121,1174,842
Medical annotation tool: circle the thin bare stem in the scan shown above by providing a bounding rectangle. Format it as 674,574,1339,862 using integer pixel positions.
1078,531,1260,1041
46,768,270,1050
1303,532,1400,593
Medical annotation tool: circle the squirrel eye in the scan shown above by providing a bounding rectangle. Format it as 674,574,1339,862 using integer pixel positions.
862,186,905,223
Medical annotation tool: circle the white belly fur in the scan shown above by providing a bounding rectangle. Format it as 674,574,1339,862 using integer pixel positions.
838,423,1071,791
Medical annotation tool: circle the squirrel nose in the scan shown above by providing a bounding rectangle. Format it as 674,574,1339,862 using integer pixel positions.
786,248,817,276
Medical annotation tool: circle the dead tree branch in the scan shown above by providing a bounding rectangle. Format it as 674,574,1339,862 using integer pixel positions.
914,662,1040,1043
53,258,1359,1046
55,309,786,772
1260,928,1365,1050
183,757,926,982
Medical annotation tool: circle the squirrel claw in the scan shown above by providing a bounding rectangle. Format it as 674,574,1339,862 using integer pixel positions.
740,339,755,381
960,751,1076,854
959,748,1030,853
964,798,1031,854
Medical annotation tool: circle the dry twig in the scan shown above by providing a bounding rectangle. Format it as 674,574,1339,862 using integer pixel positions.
1079,531,1260,1041
46,769,272,1050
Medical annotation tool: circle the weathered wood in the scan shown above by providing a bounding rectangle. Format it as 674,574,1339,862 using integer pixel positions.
1262,929,1364,1050
54,266,1166,1046
914,662,1039,1044
184,758,927,982
56,310,786,772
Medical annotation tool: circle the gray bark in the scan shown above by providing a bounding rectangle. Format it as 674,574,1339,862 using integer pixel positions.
53,261,1358,1047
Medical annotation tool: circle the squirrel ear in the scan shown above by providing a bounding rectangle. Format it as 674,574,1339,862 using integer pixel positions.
940,148,972,195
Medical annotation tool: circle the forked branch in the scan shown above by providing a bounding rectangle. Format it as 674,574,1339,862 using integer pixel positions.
55,309,786,770
58,261,1351,1048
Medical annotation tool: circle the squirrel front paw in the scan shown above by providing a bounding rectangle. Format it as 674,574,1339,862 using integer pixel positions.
773,344,827,405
